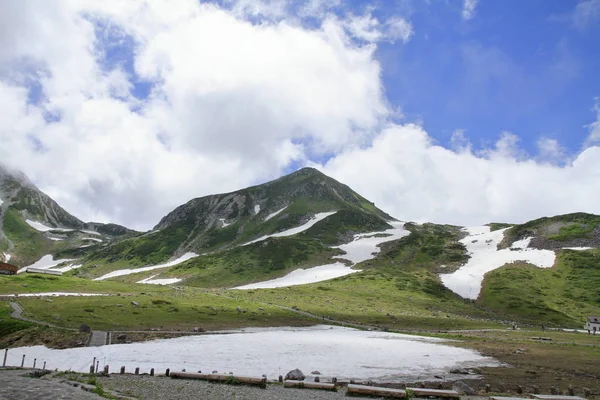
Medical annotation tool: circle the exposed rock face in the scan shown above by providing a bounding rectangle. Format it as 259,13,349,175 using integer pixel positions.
452,380,476,395
285,368,305,381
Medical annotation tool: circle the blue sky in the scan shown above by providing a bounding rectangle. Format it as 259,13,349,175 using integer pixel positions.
2,0,600,229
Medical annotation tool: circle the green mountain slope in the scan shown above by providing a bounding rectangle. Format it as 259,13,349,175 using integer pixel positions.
77,168,395,277
0,164,136,265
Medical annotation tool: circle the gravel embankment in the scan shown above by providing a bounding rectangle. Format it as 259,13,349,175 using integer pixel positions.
99,374,353,400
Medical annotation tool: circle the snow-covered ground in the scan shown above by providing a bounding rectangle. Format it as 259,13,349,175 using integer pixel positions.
234,221,409,289
254,204,261,214
82,237,103,242
234,262,356,289
80,230,101,236
17,255,74,274
53,264,83,273
439,227,556,300
48,237,64,241
243,212,337,246
94,252,198,281
265,206,287,221
25,220,74,232
3,325,498,382
333,222,410,264
3,253,11,262
0,292,108,297
219,218,231,228
137,275,182,285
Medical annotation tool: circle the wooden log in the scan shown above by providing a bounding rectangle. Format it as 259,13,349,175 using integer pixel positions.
170,372,267,387
490,397,532,400
531,395,587,400
347,384,406,398
284,380,336,391
407,387,460,399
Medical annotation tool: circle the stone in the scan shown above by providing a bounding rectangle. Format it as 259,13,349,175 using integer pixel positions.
117,334,127,341
449,368,469,374
452,381,476,396
131,301,140,306
285,368,305,381
79,324,91,333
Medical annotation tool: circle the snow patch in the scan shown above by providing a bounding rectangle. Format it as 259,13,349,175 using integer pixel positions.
254,204,261,214
1,292,108,298
440,227,556,299
234,221,410,289
25,220,74,232
563,247,593,251
79,229,101,236
243,212,337,246
3,253,11,262
0,197,3,207
48,237,64,241
94,252,199,281
17,255,74,274
264,206,287,221
137,275,182,285
3,325,498,381
82,237,103,242
219,218,231,228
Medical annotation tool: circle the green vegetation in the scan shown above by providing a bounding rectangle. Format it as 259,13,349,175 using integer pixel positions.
479,249,600,326
2,208,51,265
500,212,600,247
488,222,513,231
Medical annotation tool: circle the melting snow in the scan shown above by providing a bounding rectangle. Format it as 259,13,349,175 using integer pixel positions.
17,255,74,274
48,237,64,241
0,292,108,298
234,221,410,289
264,206,287,221
440,227,556,300
3,325,498,381
219,218,231,228
82,237,103,242
137,275,182,285
563,247,593,251
53,264,83,273
25,220,74,232
3,253,11,262
0,197,3,206
243,212,337,246
94,252,199,281
80,230,101,236
254,204,261,214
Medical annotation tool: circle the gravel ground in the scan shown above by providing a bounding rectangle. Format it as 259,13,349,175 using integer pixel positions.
0,369,103,400
99,374,354,400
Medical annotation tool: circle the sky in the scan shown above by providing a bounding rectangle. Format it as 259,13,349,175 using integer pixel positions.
0,0,599,231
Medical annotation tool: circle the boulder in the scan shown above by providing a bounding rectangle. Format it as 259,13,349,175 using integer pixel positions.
131,301,140,306
285,368,305,381
452,381,476,396
79,324,91,333
116,334,127,341
311,370,321,375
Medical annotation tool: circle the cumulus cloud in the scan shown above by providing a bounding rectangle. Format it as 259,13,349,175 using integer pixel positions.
586,99,600,145
462,0,479,20
0,0,598,232
572,0,600,28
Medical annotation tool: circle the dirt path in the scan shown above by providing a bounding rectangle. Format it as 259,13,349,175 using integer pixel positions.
8,301,63,329
87,331,108,347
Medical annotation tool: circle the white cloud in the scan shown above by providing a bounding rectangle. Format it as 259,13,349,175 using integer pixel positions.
585,98,600,145
462,0,479,20
316,124,600,226
572,0,600,28
1,0,599,233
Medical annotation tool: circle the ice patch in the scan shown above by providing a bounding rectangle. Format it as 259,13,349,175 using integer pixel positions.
17,255,74,274
137,275,182,285
234,221,410,289
25,220,74,232
254,204,261,214
3,325,498,382
264,206,287,221
94,252,199,281
440,227,556,299
243,212,337,246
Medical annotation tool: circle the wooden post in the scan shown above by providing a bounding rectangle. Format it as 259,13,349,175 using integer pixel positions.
120,366,125,374
166,368,170,377
43,362,46,370
21,355,25,368
3,349,7,367
89,365,95,374
95,360,99,373
93,357,96,369
150,368,154,376
135,367,140,375
103,365,109,374
278,375,283,383
33,358,36,369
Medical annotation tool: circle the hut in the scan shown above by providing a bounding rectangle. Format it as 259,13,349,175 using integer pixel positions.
26,267,62,276
0,262,19,275
585,316,600,334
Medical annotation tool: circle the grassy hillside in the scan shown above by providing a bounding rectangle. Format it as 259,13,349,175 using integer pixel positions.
479,249,600,326
2,208,53,265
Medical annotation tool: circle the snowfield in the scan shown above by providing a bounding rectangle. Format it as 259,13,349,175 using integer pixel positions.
439,227,556,300
25,220,74,232
4,325,498,382
242,211,337,246
234,221,409,289
17,255,74,274
94,252,198,281
137,275,182,285
264,206,287,221
218,218,231,228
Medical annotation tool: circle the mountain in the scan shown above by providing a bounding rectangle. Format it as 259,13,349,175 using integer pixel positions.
75,167,396,279
0,164,136,265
